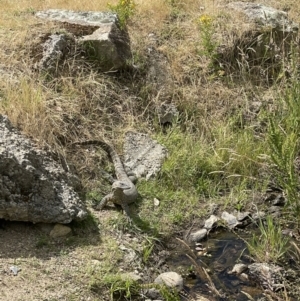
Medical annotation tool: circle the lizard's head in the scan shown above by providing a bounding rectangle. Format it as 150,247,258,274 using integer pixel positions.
112,181,131,193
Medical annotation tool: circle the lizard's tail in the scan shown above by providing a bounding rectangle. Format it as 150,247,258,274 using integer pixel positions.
73,140,127,179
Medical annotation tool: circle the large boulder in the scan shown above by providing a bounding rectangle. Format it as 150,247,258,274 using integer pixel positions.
0,115,87,223
36,9,131,71
248,263,284,291
217,2,299,81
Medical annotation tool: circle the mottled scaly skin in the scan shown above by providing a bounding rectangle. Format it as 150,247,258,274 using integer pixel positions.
74,140,138,218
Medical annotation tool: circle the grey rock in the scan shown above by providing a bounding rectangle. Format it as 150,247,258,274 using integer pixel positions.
189,228,208,242
36,9,117,25
204,214,219,230
36,9,131,71
0,115,87,223
50,224,72,238
219,2,298,81
10,266,21,276
154,271,183,291
248,263,284,291
123,131,168,180
80,24,131,70
227,2,298,31
38,34,72,73
157,103,179,125
221,211,240,229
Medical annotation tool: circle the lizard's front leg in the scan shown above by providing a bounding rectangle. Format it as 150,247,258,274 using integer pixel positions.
95,193,114,210
117,199,132,222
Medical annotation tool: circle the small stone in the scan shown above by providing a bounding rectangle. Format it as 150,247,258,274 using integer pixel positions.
154,198,160,206
204,215,219,230
50,224,72,238
154,272,183,291
221,211,240,229
10,266,21,276
189,229,208,242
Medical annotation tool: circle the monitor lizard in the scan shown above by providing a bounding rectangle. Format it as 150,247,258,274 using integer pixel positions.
73,140,138,219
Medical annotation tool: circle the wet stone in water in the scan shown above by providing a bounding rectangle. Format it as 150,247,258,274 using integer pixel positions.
204,214,219,230
189,228,208,242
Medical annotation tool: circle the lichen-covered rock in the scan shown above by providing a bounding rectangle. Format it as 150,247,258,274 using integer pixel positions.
36,9,131,71
218,2,299,81
248,263,284,291
227,2,298,31
38,33,74,73
123,131,168,180
0,115,87,223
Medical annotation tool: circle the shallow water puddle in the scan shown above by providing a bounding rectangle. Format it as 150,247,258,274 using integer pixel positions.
168,231,264,301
